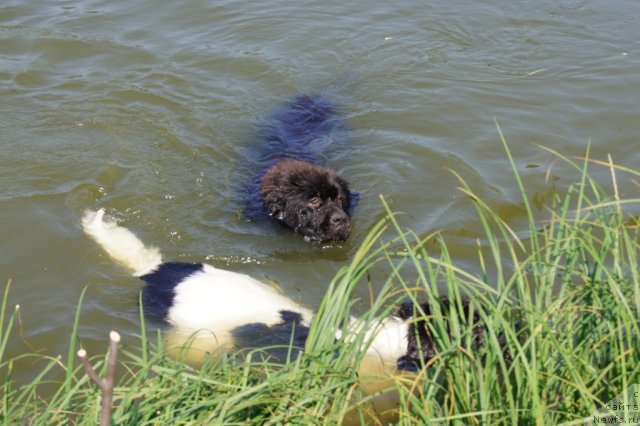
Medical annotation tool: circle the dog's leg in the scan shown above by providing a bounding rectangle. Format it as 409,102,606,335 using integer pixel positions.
82,209,162,276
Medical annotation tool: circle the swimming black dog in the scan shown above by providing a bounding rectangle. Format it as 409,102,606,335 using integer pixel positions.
246,95,358,243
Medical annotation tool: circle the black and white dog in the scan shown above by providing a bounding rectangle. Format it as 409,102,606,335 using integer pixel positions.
82,209,509,372
82,209,407,370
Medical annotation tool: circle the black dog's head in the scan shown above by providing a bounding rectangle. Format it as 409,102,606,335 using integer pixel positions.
260,158,352,243
395,298,493,372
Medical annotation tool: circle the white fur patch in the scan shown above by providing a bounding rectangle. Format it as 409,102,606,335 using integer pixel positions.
338,316,409,374
167,264,314,333
365,317,409,363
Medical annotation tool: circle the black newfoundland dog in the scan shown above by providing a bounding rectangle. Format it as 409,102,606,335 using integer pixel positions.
245,95,358,243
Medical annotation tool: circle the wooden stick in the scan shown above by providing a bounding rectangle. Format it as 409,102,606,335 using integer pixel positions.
77,331,121,426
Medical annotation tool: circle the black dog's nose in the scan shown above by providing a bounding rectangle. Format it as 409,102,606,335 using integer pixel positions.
330,211,348,226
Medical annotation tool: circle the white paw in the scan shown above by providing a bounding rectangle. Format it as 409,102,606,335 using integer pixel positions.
82,208,111,231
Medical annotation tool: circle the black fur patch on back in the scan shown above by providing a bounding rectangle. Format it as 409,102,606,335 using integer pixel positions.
139,262,203,320
230,309,310,362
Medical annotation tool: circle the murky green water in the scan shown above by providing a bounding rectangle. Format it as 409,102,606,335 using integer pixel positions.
2,0,639,382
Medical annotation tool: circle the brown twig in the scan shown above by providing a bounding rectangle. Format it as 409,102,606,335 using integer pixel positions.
77,331,121,426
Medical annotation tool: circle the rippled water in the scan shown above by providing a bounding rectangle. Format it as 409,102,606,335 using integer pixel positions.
2,0,639,381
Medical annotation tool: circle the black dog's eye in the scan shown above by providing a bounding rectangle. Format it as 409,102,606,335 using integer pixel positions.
300,210,309,218
335,195,344,205
308,197,321,207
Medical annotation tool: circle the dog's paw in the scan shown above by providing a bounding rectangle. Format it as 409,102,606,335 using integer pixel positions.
82,208,115,232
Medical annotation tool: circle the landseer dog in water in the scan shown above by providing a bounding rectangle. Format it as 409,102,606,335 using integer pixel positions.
82,209,512,372
246,95,358,243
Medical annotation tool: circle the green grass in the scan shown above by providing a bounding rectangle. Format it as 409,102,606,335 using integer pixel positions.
1,145,638,425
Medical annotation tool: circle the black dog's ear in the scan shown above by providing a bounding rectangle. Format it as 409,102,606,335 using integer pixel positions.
397,300,416,320
335,176,352,207
397,300,434,320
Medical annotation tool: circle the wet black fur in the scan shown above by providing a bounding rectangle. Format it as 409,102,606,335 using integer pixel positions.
231,310,311,362
260,158,352,243
396,297,513,372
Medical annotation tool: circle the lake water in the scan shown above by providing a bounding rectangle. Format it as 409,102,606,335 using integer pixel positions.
2,0,639,381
